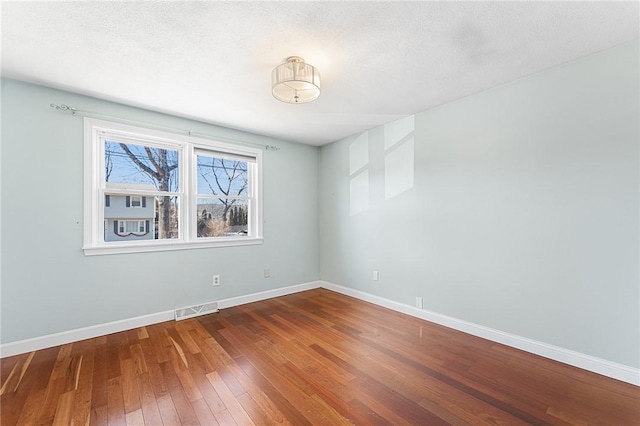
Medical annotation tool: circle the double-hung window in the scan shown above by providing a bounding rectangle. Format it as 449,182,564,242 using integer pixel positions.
129,196,143,208
84,118,262,255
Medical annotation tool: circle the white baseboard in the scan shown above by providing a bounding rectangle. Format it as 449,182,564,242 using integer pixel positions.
2,279,638,387
0,281,321,359
217,281,321,309
0,310,175,358
321,281,640,387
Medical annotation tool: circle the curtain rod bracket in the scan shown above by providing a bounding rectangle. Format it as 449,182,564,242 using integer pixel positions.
50,103,77,113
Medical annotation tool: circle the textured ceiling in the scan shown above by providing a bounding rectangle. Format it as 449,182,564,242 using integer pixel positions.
2,1,638,146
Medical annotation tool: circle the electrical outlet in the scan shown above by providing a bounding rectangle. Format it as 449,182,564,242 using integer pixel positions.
372,270,379,281
212,274,220,286
264,268,271,278
415,296,423,309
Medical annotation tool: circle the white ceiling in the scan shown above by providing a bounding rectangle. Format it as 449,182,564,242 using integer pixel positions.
2,1,638,146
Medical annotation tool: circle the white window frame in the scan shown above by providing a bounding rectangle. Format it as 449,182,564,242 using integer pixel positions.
193,148,256,240
129,196,142,208
83,118,263,255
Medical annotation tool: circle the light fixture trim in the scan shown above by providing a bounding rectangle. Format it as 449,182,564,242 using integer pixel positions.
272,56,321,104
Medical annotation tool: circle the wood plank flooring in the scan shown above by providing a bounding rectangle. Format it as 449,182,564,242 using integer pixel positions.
1,288,638,425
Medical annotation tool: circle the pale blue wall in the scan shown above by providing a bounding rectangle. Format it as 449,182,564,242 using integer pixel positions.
319,41,640,368
0,78,319,343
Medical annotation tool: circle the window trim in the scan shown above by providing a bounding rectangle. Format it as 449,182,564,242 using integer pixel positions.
129,195,143,208
83,118,263,255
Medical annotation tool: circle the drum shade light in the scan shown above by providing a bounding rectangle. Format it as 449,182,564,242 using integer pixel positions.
272,56,321,104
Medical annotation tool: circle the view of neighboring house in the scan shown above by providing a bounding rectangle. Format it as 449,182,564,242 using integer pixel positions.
104,183,156,242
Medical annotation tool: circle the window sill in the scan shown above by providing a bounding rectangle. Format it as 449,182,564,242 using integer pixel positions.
83,237,263,256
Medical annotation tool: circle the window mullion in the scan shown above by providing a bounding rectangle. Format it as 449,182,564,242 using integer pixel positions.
248,163,255,237
184,143,194,242
103,188,181,197
94,135,107,246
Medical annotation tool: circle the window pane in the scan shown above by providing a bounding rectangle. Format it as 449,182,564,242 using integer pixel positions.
196,155,248,197
197,198,248,238
105,140,179,191
104,195,179,242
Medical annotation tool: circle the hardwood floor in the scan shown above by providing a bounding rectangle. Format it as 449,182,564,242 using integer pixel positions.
1,288,638,425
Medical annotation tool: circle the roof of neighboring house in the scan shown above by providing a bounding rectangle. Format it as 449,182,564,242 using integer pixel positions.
106,182,157,191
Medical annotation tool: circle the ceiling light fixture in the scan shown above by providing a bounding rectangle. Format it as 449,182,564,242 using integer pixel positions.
272,56,321,104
